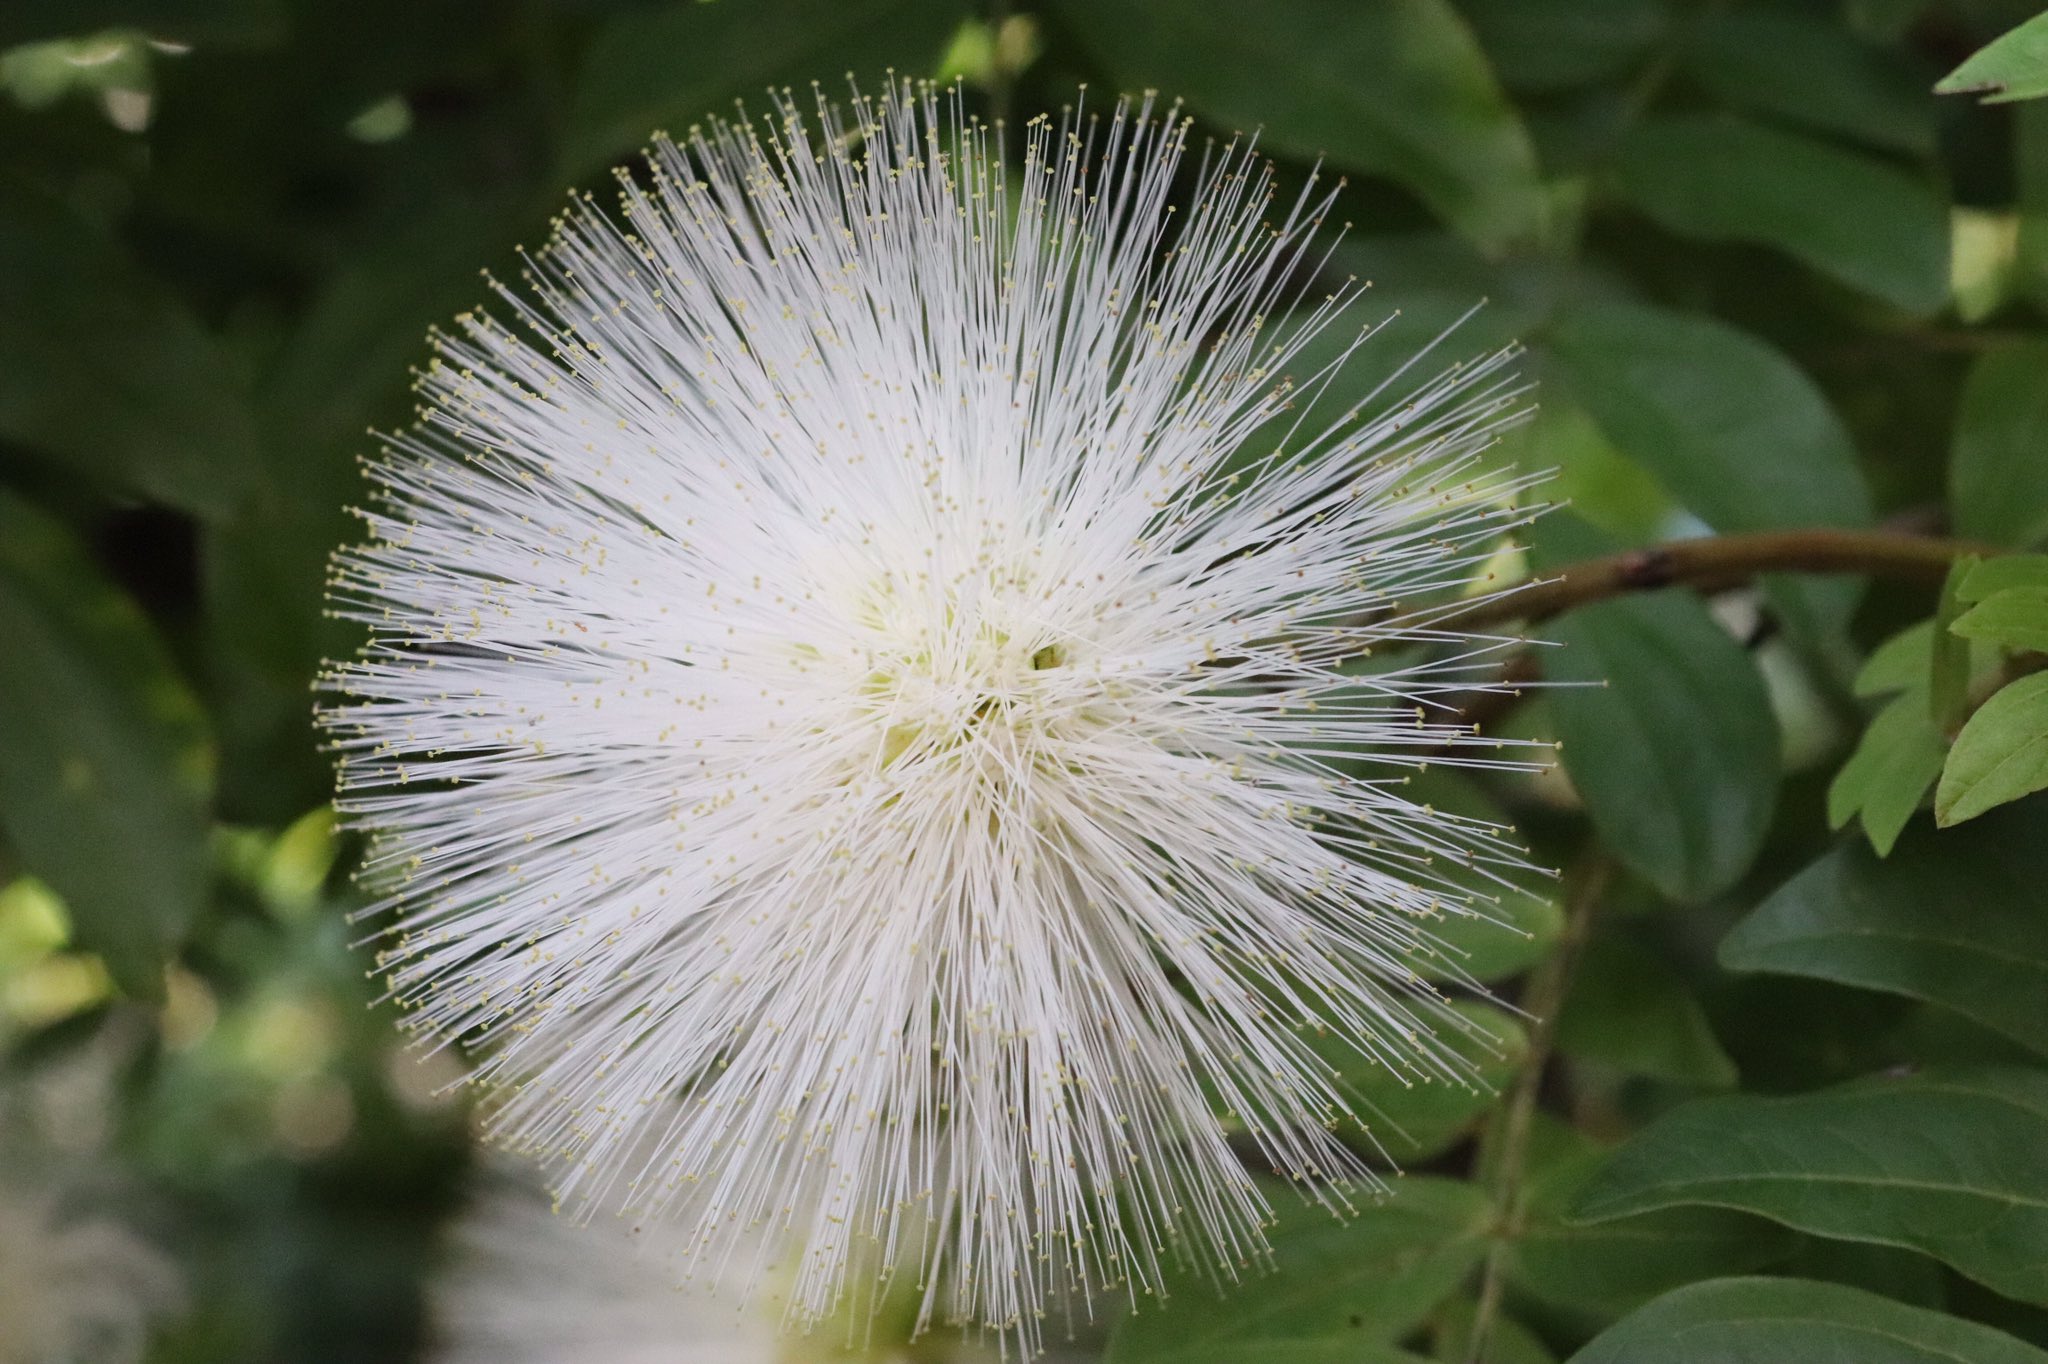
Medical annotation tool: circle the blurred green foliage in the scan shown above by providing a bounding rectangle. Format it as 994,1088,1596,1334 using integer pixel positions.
5,1,2048,1361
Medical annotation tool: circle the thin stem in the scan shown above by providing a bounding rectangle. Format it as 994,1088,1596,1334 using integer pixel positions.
1436,528,1986,635
1463,859,1610,1364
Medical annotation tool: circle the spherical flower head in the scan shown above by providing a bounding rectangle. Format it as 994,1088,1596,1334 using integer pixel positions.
322,81,1541,1354
434,1164,986,1364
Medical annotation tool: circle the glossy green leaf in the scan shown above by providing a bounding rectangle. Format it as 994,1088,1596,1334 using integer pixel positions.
1572,1068,2048,1304
1951,344,2048,548
0,184,260,519
1837,601,2004,851
1855,621,1937,697
1827,693,1946,856
1682,9,1935,155
1556,938,1739,1086
1514,1134,1791,1314
1351,1002,1527,1162
1544,591,1780,902
1300,234,1560,411
1937,10,2048,105
1111,1346,1425,1364
563,0,967,178
1050,0,1543,251
1613,114,1949,313
1962,555,2048,602
1242,244,1542,473
1950,588,2048,653
1208,1001,1525,1163
209,200,527,824
1423,885,1564,987
1106,1179,1491,1362
1401,772,1563,986
1502,396,1673,545
1546,297,1871,537
2022,103,2048,310
1781,1238,1950,1311
1722,802,2048,1056
0,493,212,999
1574,1276,2048,1363
1937,674,2048,825
1931,558,1978,730
1546,296,1870,678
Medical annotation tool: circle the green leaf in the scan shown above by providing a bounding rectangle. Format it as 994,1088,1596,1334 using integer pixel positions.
1542,588,1781,902
1951,588,2048,653
1049,0,1543,251
1574,1276,2048,1363
562,0,967,179
1546,296,1871,681
1962,555,2048,603
1937,10,2048,105
1855,620,1936,697
1833,566,1982,854
1298,234,1563,412
1460,0,1672,93
1546,297,1871,538
1207,1001,1524,1163
1423,884,1564,987
1513,1137,1793,1314
212,197,535,823
1722,802,2048,1056
1937,674,2048,825
1825,693,1946,856
1350,1002,1527,1162
1109,1346,1425,1364
1244,240,1545,473
1951,343,2048,548
1612,114,1950,314
1425,1294,1548,1359
1518,1209,1794,1322
1401,772,1563,986
0,492,212,999
1501,395,1672,545
1106,1179,1491,1362
1556,938,1739,1086
0,183,261,519
2021,102,2048,310
1428,1297,1559,1363
1782,1238,1950,1311
1571,1068,2048,1305
1682,10,1935,156
261,200,526,456
1931,558,1978,730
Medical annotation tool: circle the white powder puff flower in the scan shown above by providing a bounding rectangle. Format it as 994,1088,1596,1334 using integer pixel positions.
324,82,1539,1353
433,1166,995,1364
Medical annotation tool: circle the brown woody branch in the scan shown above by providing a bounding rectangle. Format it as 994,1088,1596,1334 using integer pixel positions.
1434,528,1987,635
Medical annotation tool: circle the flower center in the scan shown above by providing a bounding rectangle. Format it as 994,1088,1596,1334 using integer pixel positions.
860,623,1071,770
